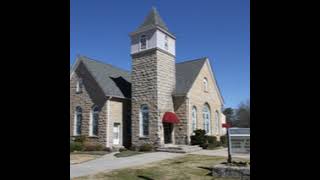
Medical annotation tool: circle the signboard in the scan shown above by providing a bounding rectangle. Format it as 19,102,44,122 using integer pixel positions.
228,128,250,154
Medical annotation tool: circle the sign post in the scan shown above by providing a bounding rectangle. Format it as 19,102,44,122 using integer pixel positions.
222,123,232,163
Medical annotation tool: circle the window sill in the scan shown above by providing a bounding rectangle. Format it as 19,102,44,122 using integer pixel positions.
139,136,149,140
88,135,99,138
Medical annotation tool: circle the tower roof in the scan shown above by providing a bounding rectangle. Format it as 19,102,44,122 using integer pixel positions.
135,7,169,32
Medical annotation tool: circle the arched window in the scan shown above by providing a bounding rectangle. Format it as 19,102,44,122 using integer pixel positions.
203,104,211,134
140,35,147,50
215,111,220,135
74,106,82,135
203,78,208,92
139,104,149,137
90,106,99,136
76,78,83,93
164,35,168,50
191,106,197,133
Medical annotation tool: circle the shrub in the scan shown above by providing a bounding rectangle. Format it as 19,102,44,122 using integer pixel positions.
220,135,228,147
119,148,127,152
74,135,87,144
190,129,207,148
70,142,84,152
139,143,153,152
207,136,217,144
83,142,104,151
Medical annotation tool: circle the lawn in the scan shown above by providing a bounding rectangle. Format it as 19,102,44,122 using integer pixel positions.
74,154,246,180
70,151,109,165
114,150,144,158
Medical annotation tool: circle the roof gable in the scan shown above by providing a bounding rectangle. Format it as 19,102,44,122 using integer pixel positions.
175,58,207,95
71,56,131,99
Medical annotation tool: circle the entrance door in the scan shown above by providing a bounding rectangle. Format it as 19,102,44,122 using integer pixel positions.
113,123,120,145
163,123,173,144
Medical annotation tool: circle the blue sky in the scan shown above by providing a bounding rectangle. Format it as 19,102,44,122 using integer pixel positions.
70,0,250,108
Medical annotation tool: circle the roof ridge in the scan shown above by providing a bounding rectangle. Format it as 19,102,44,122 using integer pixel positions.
80,55,131,74
176,57,208,64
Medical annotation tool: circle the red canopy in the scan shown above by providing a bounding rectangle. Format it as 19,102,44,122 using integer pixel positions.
162,112,180,123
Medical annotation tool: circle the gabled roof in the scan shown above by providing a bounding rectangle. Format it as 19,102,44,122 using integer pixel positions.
175,57,224,104
175,58,207,95
71,56,131,99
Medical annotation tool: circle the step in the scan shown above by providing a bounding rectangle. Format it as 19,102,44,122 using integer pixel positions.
156,145,203,153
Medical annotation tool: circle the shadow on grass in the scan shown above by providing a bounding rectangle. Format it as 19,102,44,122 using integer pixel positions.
198,166,214,176
137,175,154,180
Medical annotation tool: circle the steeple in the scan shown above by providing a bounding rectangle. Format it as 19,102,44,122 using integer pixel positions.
138,7,168,31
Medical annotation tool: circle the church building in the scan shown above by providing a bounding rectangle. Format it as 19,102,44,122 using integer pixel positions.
70,8,226,149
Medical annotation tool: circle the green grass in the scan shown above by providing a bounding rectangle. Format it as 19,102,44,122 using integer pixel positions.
114,150,144,158
74,154,245,180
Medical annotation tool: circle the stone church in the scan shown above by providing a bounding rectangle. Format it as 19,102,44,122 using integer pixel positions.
70,8,226,149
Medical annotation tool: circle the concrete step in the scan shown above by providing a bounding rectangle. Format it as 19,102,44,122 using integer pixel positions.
156,145,203,153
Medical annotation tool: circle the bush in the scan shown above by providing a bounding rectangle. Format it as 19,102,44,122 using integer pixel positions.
220,135,228,147
207,136,217,144
74,135,87,144
83,142,104,151
119,148,127,152
70,142,84,152
139,143,153,152
190,129,207,148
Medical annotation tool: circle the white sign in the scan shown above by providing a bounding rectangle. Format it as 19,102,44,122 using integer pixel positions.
228,128,250,154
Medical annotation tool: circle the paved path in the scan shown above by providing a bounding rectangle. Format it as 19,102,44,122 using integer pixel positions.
188,148,250,160
70,152,184,178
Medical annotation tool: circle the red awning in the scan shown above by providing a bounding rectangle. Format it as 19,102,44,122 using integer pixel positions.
162,112,180,123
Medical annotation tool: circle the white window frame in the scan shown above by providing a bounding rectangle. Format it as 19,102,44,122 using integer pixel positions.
164,35,169,50
215,111,220,135
139,104,149,137
203,78,208,92
139,34,147,51
90,106,99,136
191,106,197,133
74,106,82,136
203,104,211,135
76,79,83,93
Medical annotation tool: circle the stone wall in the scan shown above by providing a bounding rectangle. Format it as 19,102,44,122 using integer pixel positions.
70,62,108,146
188,60,224,140
173,96,189,144
131,48,175,147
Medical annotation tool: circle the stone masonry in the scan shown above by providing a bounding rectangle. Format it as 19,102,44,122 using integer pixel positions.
70,62,108,146
131,48,175,147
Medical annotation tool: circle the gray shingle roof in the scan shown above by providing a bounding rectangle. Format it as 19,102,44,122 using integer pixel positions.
136,7,169,32
175,58,207,95
71,56,221,101
76,56,131,98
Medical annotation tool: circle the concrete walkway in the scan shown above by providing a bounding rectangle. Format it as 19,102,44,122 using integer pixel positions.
70,152,184,178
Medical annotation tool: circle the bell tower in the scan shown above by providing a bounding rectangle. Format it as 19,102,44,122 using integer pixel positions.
130,7,176,147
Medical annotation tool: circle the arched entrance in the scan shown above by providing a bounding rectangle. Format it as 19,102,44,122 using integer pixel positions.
162,112,180,144
163,122,173,144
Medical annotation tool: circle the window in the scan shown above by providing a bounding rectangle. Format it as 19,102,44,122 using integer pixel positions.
74,106,82,136
164,35,168,50
191,106,197,133
90,106,99,136
76,78,83,93
139,104,149,137
203,104,211,134
203,78,208,92
140,35,147,50
215,111,220,135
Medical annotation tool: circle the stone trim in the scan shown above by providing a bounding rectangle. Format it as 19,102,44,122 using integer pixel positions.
131,47,175,58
